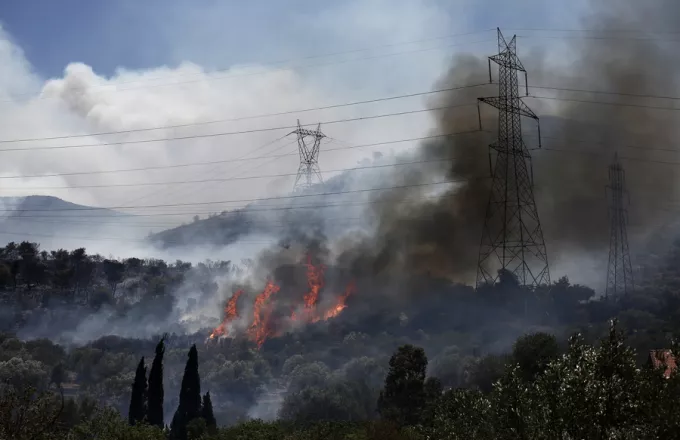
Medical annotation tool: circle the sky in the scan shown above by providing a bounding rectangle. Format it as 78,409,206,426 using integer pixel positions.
0,0,588,242
0,1,585,78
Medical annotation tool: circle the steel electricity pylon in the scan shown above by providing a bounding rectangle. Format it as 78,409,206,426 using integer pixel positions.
605,153,633,298
476,28,550,289
289,120,326,192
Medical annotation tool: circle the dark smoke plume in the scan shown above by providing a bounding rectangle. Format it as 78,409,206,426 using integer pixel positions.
245,0,680,292
332,0,680,285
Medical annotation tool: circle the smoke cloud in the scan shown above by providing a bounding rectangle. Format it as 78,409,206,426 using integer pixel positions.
227,0,680,294
5,0,680,345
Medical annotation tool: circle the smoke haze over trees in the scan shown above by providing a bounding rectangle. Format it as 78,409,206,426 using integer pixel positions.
1,0,680,437
139,0,680,295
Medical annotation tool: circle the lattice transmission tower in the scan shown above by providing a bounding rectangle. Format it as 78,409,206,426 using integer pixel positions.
605,153,633,297
289,120,326,192
476,28,550,288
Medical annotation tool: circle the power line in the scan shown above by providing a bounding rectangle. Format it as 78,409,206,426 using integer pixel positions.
534,133,680,156
0,209,420,244
530,84,680,102
6,26,674,104
0,192,458,220
0,130,481,183
0,177,486,213
9,127,680,196
507,27,680,35
1,157,456,191
5,27,676,104
2,35,496,104
0,103,477,153
5,193,680,248
494,130,680,164
0,229,279,245
12,128,680,206
0,83,490,144
539,146,680,167
4,214,369,229
5,165,680,222
0,81,675,147
518,34,680,42
528,95,680,112
114,135,294,208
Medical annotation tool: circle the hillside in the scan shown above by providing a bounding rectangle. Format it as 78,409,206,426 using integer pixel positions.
146,114,637,252
0,195,137,249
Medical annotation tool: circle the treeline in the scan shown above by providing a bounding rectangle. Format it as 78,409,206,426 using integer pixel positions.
0,241,234,326
4,238,680,437
2,320,679,439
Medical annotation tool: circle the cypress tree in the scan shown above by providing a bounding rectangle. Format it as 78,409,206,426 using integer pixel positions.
170,344,202,440
201,392,216,430
377,344,428,426
147,336,165,428
128,357,147,426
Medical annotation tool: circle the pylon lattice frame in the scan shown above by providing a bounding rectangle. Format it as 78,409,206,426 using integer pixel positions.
606,153,633,297
290,120,326,192
476,28,550,289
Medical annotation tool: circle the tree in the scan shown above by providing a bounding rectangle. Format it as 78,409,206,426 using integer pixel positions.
128,357,147,426
147,336,165,428
279,379,375,423
420,389,493,440
201,392,216,431
17,241,45,290
70,407,165,440
170,345,202,440
50,362,65,388
523,321,644,439
377,344,428,427
511,332,560,382
0,357,48,391
0,386,64,440
70,248,87,296
497,268,520,290
102,259,125,296
489,364,536,440
421,376,443,426
428,346,468,389
467,354,508,394
591,319,642,437
287,361,331,393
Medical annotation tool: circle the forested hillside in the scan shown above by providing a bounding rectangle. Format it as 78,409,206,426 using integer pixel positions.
1,237,680,438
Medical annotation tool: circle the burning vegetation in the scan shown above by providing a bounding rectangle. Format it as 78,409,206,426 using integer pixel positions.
209,255,356,347
208,289,243,340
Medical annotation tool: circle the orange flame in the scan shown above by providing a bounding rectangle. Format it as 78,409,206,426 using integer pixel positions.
303,255,325,315
321,281,356,320
247,280,281,348
209,289,243,339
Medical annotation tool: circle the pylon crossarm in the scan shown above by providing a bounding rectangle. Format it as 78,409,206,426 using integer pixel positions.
489,54,527,73
478,97,538,120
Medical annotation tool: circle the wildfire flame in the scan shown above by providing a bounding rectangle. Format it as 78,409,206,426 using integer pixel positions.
206,260,356,348
209,289,243,340
294,256,355,324
302,255,325,318
321,280,356,320
247,280,281,348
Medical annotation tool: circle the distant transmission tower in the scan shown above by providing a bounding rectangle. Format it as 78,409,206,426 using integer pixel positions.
289,120,326,192
476,28,550,289
606,153,633,297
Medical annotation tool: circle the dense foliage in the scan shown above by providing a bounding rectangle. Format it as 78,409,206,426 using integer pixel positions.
2,238,680,438
1,321,679,439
